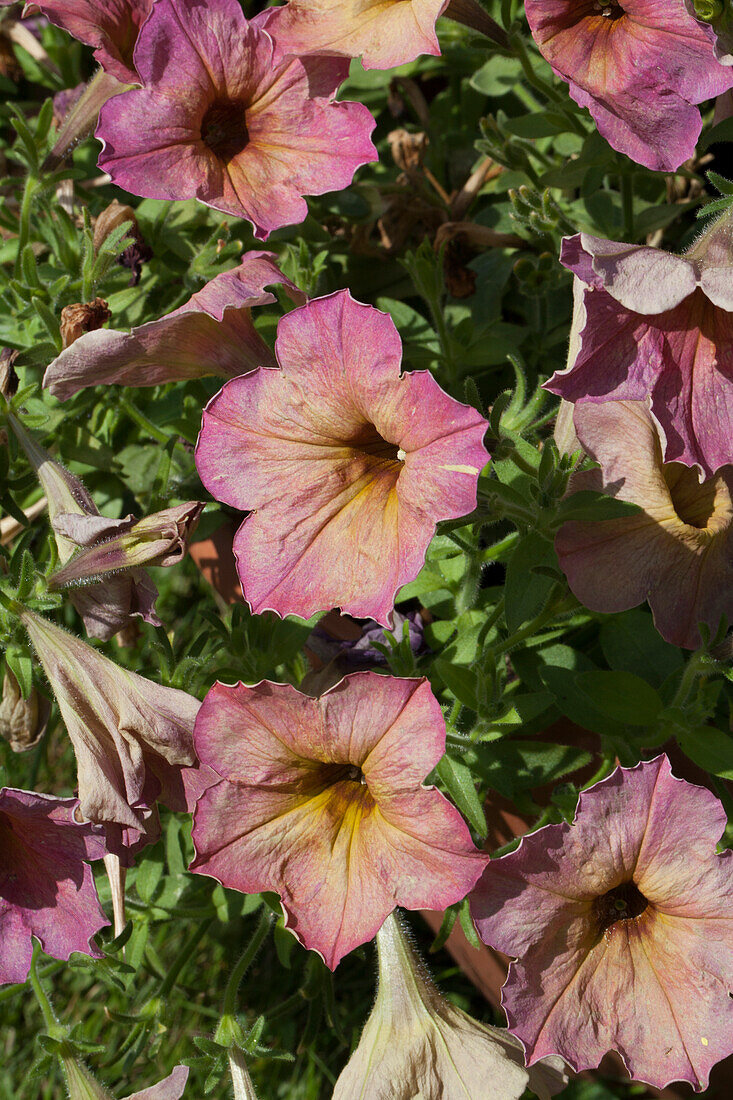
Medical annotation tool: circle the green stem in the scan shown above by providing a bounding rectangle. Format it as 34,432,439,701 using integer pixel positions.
490,589,566,658
28,940,64,1038
118,395,171,446
670,652,705,710
157,917,213,999
480,533,518,562
582,753,618,790
621,173,635,239
222,910,271,1020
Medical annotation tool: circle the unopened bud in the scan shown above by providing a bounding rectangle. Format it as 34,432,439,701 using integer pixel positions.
60,299,111,349
0,669,48,753
93,200,152,287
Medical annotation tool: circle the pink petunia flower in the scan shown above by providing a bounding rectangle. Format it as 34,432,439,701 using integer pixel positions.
195,290,489,626
95,0,377,240
0,787,109,985
43,252,304,401
0,0,154,83
524,0,733,171
258,0,450,71
470,755,733,1091
190,673,488,970
546,225,733,476
554,399,733,648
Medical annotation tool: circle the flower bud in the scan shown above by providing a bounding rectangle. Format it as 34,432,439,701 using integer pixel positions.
48,502,204,590
0,667,48,752
93,199,152,287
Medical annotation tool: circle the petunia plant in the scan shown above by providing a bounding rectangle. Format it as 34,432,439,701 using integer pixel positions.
2,0,733,1096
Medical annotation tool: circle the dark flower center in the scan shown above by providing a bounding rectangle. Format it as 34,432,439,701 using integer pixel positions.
594,0,624,17
350,424,404,466
593,881,648,936
318,761,365,782
664,463,732,531
201,99,250,162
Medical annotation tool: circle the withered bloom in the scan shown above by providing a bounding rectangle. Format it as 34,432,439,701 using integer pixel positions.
19,608,199,839
9,413,160,641
60,299,111,350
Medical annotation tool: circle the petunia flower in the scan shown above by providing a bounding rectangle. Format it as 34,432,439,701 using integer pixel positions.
0,0,153,83
190,673,488,970
470,754,733,1091
48,501,203,591
95,0,377,240
43,252,304,401
259,0,508,69
0,787,108,985
9,413,159,641
524,0,733,171
553,399,733,648
546,224,733,476
333,910,568,1100
195,290,489,626
62,1059,189,1100
19,608,199,839
258,0,450,70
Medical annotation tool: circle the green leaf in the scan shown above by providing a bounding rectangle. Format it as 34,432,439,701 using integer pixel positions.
600,610,683,688
435,754,487,837
676,725,733,780
135,851,165,905
555,490,641,523
469,55,523,97
504,532,557,632
479,740,591,799
5,646,33,699
433,659,480,711
575,671,662,726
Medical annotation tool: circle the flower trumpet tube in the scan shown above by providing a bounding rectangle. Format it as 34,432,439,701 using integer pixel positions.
333,911,568,1099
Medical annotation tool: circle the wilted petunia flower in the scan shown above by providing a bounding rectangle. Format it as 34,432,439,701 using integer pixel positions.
9,413,159,641
19,608,199,838
547,224,733,476
0,0,154,83
554,399,733,648
195,291,489,626
0,787,108,985
95,0,377,240
62,1058,189,1100
43,252,303,401
524,0,733,171
48,501,203,591
333,910,568,1100
190,673,488,969
471,755,733,1091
